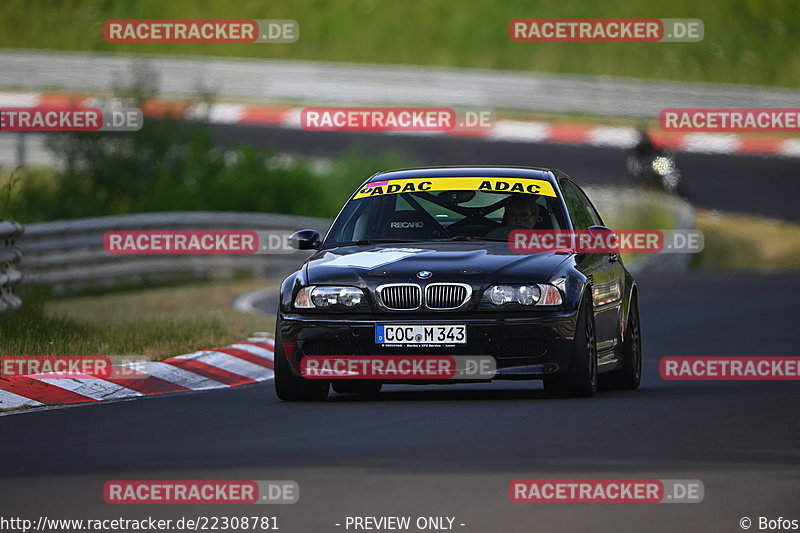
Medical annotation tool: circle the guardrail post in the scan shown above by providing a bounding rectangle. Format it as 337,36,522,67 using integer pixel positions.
16,133,27,168
0,220,24,314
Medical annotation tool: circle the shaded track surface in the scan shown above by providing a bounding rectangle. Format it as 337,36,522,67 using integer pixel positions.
213,124,800,222
1,271,799,532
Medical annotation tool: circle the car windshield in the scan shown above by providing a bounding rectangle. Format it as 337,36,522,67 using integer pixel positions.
324,176,569,247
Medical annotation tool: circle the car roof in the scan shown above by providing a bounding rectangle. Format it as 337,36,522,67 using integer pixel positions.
365,166,557,185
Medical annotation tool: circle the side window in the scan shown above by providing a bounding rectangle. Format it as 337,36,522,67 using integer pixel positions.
334,195,390,242
574,183,604,227
559,179,594,230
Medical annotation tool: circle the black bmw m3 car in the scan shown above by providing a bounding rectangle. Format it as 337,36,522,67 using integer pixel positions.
275,166,641,400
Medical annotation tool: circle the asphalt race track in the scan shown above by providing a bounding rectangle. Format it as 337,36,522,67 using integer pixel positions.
2,271,798,532
212,124,800,222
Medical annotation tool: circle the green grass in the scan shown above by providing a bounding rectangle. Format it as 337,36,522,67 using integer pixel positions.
1,0,798,88
0,145,419,223
0,280,274,358
693,210,800,270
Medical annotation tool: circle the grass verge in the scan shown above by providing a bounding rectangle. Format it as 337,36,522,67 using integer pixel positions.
0,147,419,223
0,0,798,88
0,280,274,359
693,210,800,270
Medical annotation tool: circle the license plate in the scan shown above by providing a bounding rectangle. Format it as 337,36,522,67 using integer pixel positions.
375,325,467,345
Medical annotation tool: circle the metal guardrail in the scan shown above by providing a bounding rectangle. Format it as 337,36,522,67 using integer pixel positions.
19,212,329,293
1,50,799,117
0,220,24,313
18,188,691,295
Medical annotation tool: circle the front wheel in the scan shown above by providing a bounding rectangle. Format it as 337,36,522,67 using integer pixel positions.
544,293,598,398
273,322,329,402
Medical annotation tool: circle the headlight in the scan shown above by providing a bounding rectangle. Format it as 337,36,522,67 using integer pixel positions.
488,285,516,305
482,284,562,307
294,286,364,309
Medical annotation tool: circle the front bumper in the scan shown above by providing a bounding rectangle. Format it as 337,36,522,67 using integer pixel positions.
279,310,579,382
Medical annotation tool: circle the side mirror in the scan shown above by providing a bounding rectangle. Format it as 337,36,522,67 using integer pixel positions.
587,226,619,260
288,229,321,250
587,225,615,235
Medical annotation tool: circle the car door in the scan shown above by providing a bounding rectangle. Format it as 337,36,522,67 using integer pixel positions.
559,178,623,352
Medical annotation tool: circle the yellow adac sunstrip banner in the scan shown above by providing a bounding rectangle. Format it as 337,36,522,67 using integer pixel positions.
353,177,557,199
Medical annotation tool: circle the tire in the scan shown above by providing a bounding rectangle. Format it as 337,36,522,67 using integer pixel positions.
273,322,329,402
601,292,642,390
332,381,383,395
544,293,598,398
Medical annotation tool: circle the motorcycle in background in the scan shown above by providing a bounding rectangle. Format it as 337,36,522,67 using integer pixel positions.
626,129,686,197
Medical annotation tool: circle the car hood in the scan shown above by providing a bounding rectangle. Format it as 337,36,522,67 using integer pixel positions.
304,242,570,286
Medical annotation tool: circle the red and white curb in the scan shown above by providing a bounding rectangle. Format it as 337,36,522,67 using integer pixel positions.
0,334,274,413
1,91,798,158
